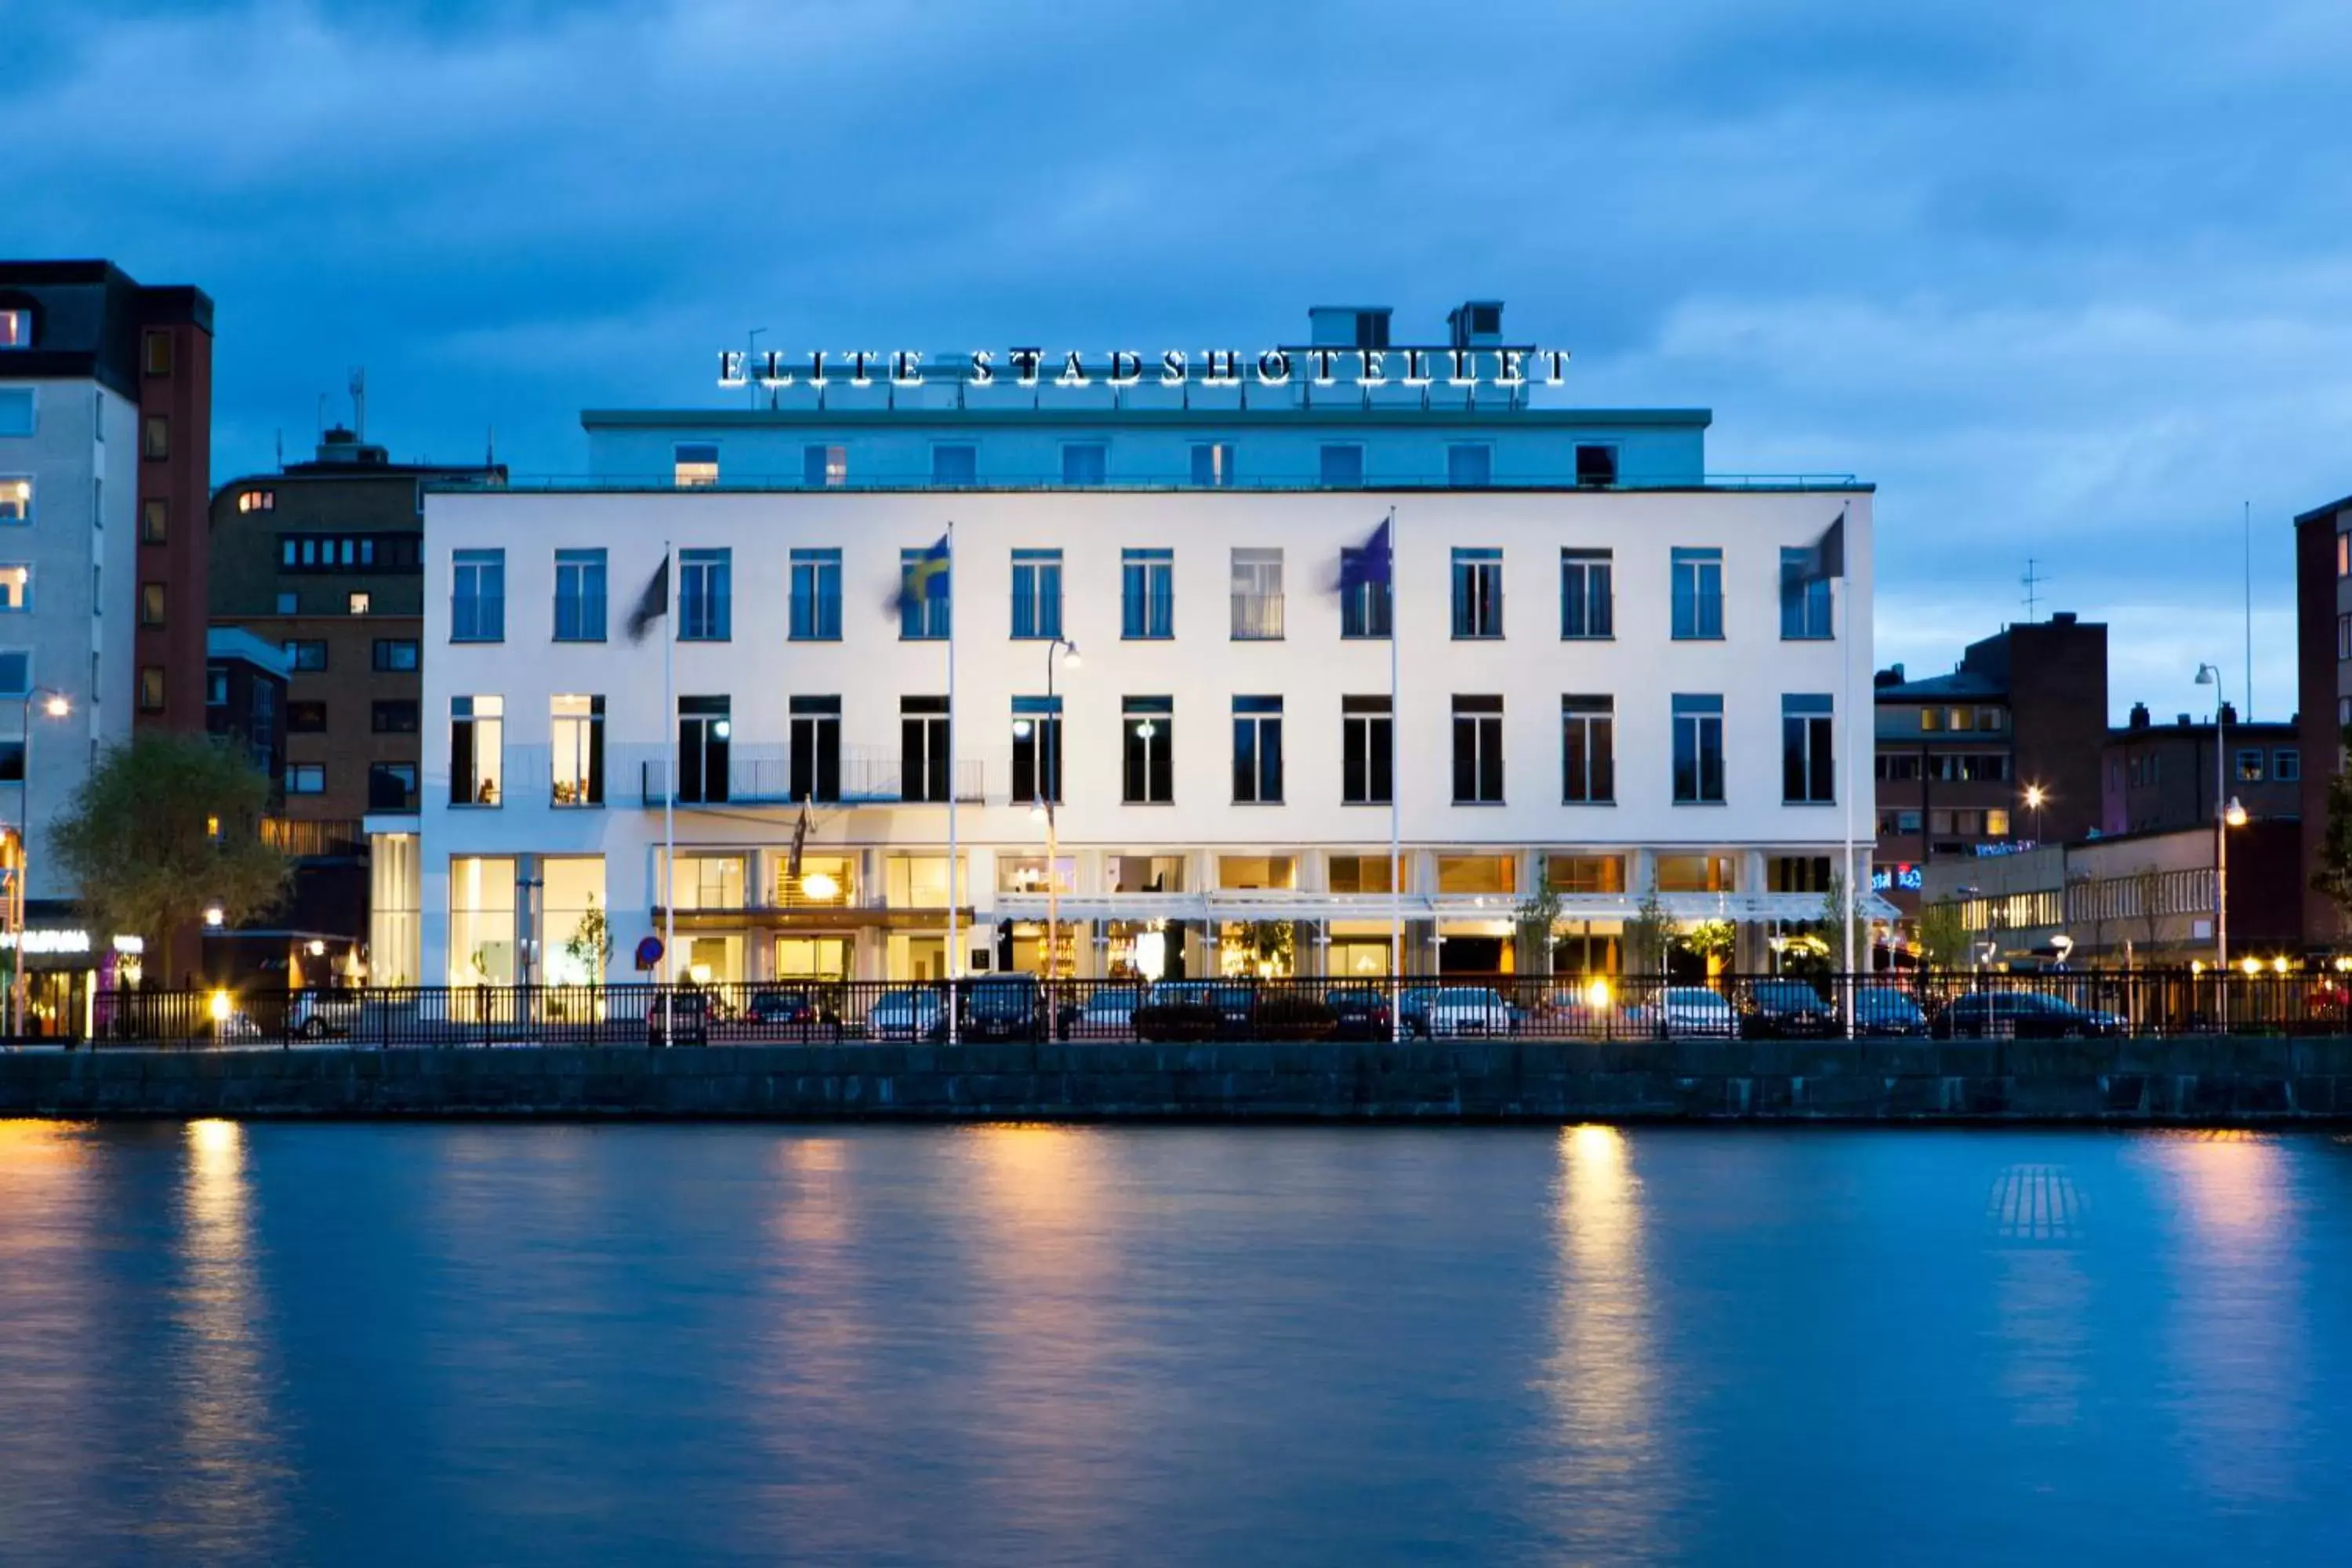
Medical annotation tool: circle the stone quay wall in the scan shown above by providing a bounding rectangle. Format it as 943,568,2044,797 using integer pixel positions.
5,1036,2352,1122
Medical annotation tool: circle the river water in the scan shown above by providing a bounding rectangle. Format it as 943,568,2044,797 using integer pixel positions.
0,1123,2346,1565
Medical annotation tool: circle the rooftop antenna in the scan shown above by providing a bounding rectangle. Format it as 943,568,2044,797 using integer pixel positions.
2242,499,2253,720
2020,558,2047,623
274,428,284,469
316,392,328,440
349,367,367,442
486,426,496,468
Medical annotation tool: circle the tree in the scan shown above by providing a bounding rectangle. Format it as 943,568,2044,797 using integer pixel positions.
49,734,289,980
1680,918,1737,970
1820,871,1872,971
561,895,614,985
1513,885,1563,975
2312,725,2352,934
1622,888,1673,977
1235,919,1294,975
1916,900,1968,968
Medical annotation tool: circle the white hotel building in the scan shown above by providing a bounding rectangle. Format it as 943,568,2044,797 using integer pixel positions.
386,302,1883,989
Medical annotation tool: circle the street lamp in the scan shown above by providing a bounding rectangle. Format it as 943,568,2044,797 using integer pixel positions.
2194,663,2243,968
2022,783,2045,844
9,687,71,1038
1022,638,1080,982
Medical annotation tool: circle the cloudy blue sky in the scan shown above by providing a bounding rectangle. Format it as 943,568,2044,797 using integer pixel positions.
10,0,2348,720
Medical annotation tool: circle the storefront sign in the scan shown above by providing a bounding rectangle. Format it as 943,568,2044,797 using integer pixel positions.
1871,865,1924,893
718,346,1573,392
0,930,143,956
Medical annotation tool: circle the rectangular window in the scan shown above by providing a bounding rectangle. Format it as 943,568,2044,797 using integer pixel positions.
1575,444,1619,487
1673,694,1726,804
1446,444,1492,488
284,639,328,671
451,549,505,642
1563,695,1615,804
1451,695,1504,804
1547,855,1627,895
2277,748,2302,782
0,564,34,612
1123,696,1174,804
373,638,419,672
288,701,328,733
1061,443,1107,485
2236,747,2266,782
450,695,504,805
1437,855,1516,895
0,478,28,525
789,548,842,641
1190,442,1235,488
0,650,27,697
552,694,604,807
1328,855,1396,895
1011,548,1063,640
931,444,976,485
1339,547,1392,639
1232,695,1284,804
1780,548,1834,639
554,549,607,642
347,592,370,615
901,695,951,804
673,443,718,487
803,445,847,488
2340,613,2352,662
1218,855,1296,891
138,666,165,712
898,546,952,640
677,695,731,804
1986,808,2012,837
789,695,841,803
368,762,418,812
1231,547,1283,640
142,415,169,460
1108,854,1187,893
1450,547,1503,638
1010,695,1062,804
1319,444,1365,487
285,763,325,795
0,310,27,349
1671,548,1724,639
2339,532,2349,579
1655,855,1736,894
677,548,731,641
1122,548,1173,640
207,669,229,707
1341,695,1392,806
371,699,419,734
1782,693,1836,803
662,853,747,913
0,390,29,437
140,499,166,543
143,329,173,377
1560,549,1613,639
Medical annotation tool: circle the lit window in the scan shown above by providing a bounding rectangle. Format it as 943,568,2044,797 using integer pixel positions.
0,564,27,612
0,478,28,525
143,330,173,377
236,490,274,514
140,583,166,625
673,443,719,488
142,416,169,460
139,666,166,712
1986,808,2012,837
451,695,504,806
2339,532,2350,579
1190,442,1235,488
0,309,27,349
347,591,371,615
803,445,846,487
140,499,166,542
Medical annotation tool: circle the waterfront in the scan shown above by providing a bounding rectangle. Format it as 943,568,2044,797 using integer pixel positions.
0,1125,2347,1564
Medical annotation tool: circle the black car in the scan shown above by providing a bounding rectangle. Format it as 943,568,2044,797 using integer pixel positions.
962,977,1048,1042
1740,980,1838,1039
745,989,840,1040
1325,989,1393,1041
646,990,711,1047
1933,992,2125,1040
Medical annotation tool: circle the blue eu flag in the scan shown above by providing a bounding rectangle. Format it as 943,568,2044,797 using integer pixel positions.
1338,518,1392,592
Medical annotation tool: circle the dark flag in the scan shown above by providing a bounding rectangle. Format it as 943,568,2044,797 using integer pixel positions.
1336,517,1393,593
626,555,670,642
1795,511,1846,583
788,800,811,878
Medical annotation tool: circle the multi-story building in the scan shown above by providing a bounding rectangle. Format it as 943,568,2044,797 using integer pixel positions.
0,262,212,1014
2102,702,2299,838
2296,491,2352,947
387,301,1886,989
1871,612,2107,921
209,426,503,961
204,627,287,783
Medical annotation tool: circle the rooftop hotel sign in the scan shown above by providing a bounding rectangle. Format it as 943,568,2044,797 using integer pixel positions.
717,346,1572,390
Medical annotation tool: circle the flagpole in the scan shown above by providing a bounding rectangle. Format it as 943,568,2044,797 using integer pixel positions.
662,538,677,1047
1838,510,1856,1036
1386,506,1403,1040
946,520,960,1047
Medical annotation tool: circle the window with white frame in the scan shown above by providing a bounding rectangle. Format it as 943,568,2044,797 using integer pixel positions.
450,695,504,806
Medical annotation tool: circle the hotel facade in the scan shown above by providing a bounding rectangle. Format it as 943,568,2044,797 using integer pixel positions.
384,303,1884,988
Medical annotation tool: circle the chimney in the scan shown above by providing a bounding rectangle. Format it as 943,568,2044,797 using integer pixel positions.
2051,611,2078,626
1874,663,1905,688
2129,702,2150,730
2176,713,2192,727
2219,701,2238,726
1446,300,1504,349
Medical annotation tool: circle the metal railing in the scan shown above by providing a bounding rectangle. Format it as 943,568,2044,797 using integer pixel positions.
49,970,2352,1051
640,752,983,807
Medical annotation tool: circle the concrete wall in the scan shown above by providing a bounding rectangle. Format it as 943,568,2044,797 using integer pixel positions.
7,1036,2352,1123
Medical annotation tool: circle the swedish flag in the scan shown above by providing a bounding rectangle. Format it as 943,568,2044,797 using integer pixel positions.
898,532,950,610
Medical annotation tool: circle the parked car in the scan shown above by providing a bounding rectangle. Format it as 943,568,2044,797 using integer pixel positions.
744,988,840,1040
1325,988,1392,1040
645,990,711,1047
1146,982,1258,1036
867,987,948,1042
1396,987,1443,1036
291,987,363,1039
962,976,1047,1042
1066,986,1145,1039
1854,987,1930,1037
1933,991,2125,1040
1740,980,1838,1039
1653,986,1740,1038
1414,985,1514,1038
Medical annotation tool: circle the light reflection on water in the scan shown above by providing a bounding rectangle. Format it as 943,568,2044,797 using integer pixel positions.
0,1123,2345,1565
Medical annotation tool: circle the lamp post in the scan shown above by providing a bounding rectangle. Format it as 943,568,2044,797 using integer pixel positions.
9,688,71,1039
1022,638,1080,985
2194,663,2246,970
2022,783,2045,844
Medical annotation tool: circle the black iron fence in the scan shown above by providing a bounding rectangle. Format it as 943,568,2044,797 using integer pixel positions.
42,971,2352,1050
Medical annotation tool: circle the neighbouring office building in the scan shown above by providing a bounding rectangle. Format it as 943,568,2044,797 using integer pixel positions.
0,261,213,1024
391,300,1888,989
209,423,503,979
2103,702,2299,838
2296,490,2352,948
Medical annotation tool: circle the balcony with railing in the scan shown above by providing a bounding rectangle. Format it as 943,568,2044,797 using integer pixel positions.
639,746,982,807
263,817,366,858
